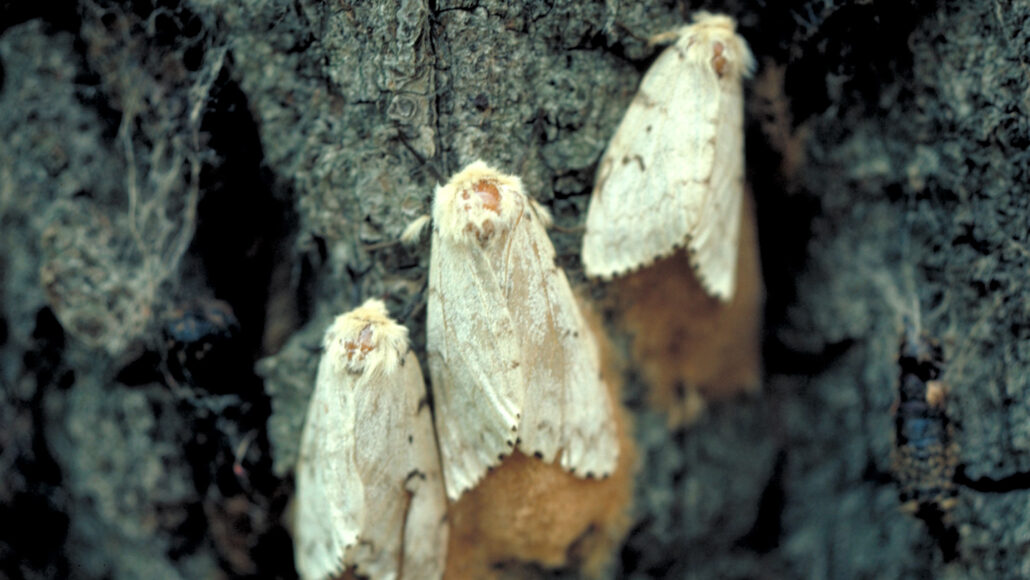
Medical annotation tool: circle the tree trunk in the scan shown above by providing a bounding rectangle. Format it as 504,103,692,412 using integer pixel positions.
2,0,1028,577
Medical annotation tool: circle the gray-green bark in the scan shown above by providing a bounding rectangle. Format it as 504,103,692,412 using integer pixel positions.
2,0,1028,578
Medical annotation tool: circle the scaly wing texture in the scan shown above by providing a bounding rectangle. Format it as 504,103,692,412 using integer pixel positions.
686,72,745,300
427,230,525,501
350,350,447,580
505,210,620,478
582,41,720,277
398,350,449,579
294,352,363,580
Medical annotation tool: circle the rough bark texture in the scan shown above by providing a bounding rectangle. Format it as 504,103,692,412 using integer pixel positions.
2,0,1028,578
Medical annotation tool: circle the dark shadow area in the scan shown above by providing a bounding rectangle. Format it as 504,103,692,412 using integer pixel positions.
746,0,933,378
0,0,80,36
955,467,1030,494
173,62,299,577
0,308,71,579
737,450,787,554
617,515,678,579
915,504,960,563
104,46,300,576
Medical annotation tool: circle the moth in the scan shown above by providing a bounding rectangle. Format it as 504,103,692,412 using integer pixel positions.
892,320,958,516
423,160,620,501
293,299,447,580
581,12,755,301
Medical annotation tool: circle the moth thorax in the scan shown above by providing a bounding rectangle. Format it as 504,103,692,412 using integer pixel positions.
711,41,727,76
470,180,501,213
460,179,504,242
344,323,376,371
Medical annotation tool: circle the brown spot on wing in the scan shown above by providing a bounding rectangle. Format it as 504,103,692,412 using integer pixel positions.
634,91,658,109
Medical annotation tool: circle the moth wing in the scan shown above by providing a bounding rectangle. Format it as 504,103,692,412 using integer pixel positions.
507,214,619,477
294,355,364,580
686,74,745,300
427,232,525,500
398,351,449,578
582,44,721,277
350,350,447,580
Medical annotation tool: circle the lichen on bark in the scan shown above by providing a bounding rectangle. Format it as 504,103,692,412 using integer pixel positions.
2,0,1030,578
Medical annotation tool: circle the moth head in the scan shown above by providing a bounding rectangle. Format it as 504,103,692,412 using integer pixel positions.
322,299,409,376
433,160,526,244
679,12,756,81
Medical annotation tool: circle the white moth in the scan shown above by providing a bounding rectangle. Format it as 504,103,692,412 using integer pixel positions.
425,160,620,501
581,12,755,301
293,299,447,580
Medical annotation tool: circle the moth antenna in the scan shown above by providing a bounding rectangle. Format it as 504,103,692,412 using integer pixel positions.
607,20,651,44
364,239,401,251
549,221,586,235
397,131,444,184
647,29,682,47
528,199,553,229
401,214,432,245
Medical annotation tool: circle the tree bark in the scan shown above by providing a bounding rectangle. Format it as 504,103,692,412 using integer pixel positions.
2,0,1028,578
